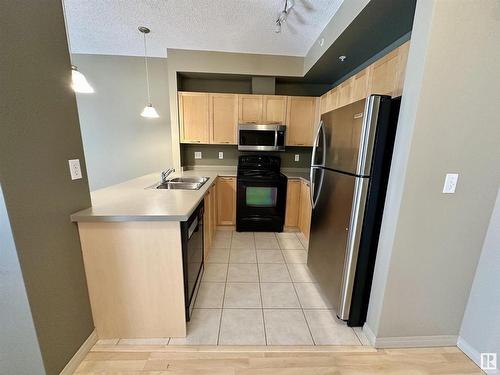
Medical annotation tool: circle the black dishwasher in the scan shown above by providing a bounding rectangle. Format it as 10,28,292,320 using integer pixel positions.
181,201,204,321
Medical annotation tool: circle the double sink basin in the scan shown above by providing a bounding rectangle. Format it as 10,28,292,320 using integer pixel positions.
150,176,210,190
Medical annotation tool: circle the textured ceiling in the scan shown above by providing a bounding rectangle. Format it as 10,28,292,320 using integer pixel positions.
64,0,344,58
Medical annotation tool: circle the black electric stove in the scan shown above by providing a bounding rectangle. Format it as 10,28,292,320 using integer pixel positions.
236,155,287,232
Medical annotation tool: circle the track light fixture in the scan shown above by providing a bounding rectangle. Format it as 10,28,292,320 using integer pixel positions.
275,0,295,33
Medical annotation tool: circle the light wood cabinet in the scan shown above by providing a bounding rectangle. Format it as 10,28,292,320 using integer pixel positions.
209,93,238,144
203,189,212,261
263,95,287,124
351,68,372,103
178,92,209,143
286,96,317,146
318,41,410,114
284,179,301,228
238,95,263,123
369,48,400,96
298,181,312,240
337,77,354,108
394,41,410,97
216,177,236,225
203,183,218,260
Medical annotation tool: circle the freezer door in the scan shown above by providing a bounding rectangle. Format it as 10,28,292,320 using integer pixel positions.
307,170,369,319
322,96,382,176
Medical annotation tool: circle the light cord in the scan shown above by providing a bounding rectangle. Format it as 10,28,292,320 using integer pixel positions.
143,32,151,104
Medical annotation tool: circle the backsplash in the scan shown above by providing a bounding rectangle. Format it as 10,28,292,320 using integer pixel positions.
181,144,312,168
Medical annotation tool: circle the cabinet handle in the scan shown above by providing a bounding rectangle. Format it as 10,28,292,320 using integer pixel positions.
295,143,305,146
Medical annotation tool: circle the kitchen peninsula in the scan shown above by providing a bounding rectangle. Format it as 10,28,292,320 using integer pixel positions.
71,169,310,340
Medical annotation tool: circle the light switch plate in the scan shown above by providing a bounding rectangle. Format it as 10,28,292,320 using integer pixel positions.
68,159,82,180
218,152,224,159
294,154,300,162
194,152,202,159
443,173,459,193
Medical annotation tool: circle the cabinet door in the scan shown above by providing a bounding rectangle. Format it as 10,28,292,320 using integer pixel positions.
178,92,209,143
326,87,339,112
209,93,237,144
351,68,371,103
217,177,236,225
298,181,312,240
285,179,301,227
369,48,399,96
203,190,212,261
238,95,263,123
394,41,410,97
337,77,354,108
210,184,217,237
263,95,287,124
286,96,316,146
320,93,328,115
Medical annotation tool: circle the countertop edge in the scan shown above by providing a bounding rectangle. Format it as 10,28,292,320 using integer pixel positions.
71,169,310,224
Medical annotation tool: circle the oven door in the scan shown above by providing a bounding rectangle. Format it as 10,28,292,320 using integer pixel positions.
236,177,287,231
238,124,285,151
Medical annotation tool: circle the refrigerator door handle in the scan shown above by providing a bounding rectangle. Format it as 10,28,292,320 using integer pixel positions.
310,167,324,210
311,120,326,168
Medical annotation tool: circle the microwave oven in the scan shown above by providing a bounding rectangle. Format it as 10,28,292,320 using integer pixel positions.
238,124,286,151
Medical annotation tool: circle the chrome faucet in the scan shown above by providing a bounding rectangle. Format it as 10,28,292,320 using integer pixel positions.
160,168,175,183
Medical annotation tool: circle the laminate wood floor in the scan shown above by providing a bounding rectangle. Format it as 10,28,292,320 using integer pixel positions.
75,345,483,374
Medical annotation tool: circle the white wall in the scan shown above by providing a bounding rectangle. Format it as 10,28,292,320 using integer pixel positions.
365,0,500,347
0,185,45,375
458,188,500,371
73,54,171,191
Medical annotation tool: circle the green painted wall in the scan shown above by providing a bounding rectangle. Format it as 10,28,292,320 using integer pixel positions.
0,1,94,374
181,144,312,169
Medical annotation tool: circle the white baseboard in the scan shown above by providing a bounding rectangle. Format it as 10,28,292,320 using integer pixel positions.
362,323,457,348
457,337,499,374
362,323,376,346
59,329,97,375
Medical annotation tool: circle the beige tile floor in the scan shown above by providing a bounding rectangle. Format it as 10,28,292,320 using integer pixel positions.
172,230,365,346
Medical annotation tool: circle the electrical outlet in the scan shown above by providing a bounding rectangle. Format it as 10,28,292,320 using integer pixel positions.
442,173,459,193
294,154,300,162
194,151,202,159
68,159,82,180
219,152,224,159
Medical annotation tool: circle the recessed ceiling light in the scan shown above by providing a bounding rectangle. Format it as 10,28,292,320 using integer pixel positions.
339,55,347,62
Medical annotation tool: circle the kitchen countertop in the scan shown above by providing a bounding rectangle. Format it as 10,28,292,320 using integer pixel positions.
71,167,310,223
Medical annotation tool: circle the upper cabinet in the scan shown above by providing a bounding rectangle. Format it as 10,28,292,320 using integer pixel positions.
286,96,317,146
351,68,371,103
337,77,354,108
209,93,238,144
394,42,410,97
238,95,263,123
178,92,209,143
369,48,400,96
319,41,410,115
263,95,287,124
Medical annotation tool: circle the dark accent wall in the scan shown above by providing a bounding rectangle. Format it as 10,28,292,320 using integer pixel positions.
181,144,312,169
1,1,94,374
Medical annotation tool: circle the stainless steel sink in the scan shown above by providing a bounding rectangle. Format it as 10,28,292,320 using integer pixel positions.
149,176,210,190
167,177,209,184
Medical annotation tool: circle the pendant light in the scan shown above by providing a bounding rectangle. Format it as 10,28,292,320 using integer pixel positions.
62,0,94,93
71,65,94,93
139,26,159,118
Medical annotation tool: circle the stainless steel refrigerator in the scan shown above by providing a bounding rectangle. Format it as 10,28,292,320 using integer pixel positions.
307,95,400,326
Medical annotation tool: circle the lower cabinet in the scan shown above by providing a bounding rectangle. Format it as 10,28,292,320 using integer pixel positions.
298,181,312,240
203,185,216,260
285,180,301,227
216,176,236,226
285,178,312,240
